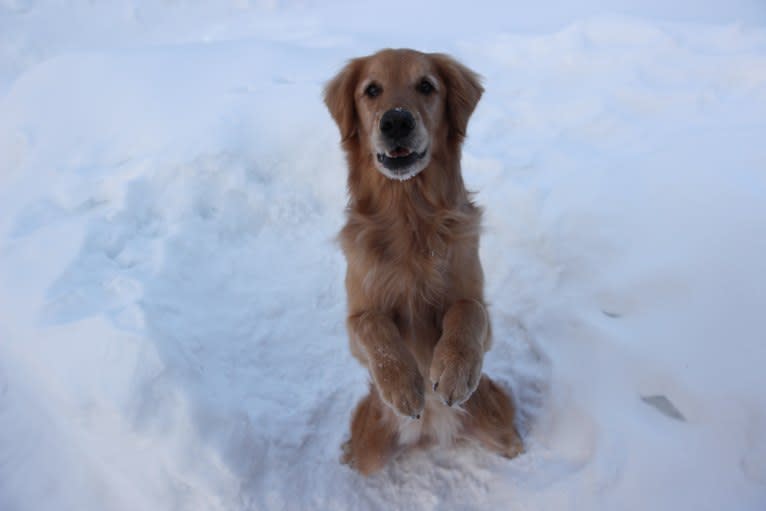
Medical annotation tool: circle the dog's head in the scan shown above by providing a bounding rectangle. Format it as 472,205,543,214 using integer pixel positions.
325,49,483,181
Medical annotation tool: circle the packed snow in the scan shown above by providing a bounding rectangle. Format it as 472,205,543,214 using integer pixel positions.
1,1,765,510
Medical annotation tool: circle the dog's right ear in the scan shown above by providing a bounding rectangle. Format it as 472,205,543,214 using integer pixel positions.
324,58,363,141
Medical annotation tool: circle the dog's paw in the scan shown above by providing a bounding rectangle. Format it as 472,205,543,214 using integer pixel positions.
429,338,482,407
371,357,425,419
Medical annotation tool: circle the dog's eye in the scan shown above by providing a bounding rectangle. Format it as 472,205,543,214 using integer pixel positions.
417,79,435,95
364,83,382,98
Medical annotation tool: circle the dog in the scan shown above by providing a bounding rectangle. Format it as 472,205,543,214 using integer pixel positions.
325,49,523,475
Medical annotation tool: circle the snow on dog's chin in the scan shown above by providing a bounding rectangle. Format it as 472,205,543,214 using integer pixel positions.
373,146,430,181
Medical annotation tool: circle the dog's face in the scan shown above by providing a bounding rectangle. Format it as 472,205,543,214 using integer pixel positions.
359,51,438,181
325,49,483,181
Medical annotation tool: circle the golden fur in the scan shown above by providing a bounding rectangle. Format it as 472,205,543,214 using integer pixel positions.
325,49,522,475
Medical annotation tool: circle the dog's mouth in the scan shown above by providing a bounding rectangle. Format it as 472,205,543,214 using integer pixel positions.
376,146,428,172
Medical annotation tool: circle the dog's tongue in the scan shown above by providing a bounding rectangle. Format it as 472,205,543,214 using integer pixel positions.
389,147,412,158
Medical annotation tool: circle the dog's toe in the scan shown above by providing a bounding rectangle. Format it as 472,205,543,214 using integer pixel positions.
500,431,524,459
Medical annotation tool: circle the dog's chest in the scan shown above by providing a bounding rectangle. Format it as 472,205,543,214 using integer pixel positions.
344,218,452,309
371,235,448,308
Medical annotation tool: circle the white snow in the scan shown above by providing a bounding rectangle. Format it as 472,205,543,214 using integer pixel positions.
1,1,766,510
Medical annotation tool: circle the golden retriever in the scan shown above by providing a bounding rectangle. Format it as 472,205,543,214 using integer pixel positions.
325,48,523,475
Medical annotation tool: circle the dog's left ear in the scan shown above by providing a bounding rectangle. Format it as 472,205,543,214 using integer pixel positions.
431,54,484,141
324,58,363,141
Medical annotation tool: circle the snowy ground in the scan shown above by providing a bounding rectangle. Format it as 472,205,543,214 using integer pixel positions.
1,1,766,510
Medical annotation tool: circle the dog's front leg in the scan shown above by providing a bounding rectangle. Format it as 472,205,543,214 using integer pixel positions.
348,311,425,419
429,299,489,406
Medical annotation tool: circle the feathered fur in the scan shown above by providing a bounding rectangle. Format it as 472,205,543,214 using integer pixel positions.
325,49,522,475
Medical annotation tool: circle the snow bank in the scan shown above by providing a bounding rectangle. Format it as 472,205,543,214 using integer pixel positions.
1,2,765,510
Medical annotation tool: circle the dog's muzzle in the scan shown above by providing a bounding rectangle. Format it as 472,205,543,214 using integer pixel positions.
374,108,429,179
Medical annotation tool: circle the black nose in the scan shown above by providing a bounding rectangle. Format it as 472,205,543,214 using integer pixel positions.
380,109,415,140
